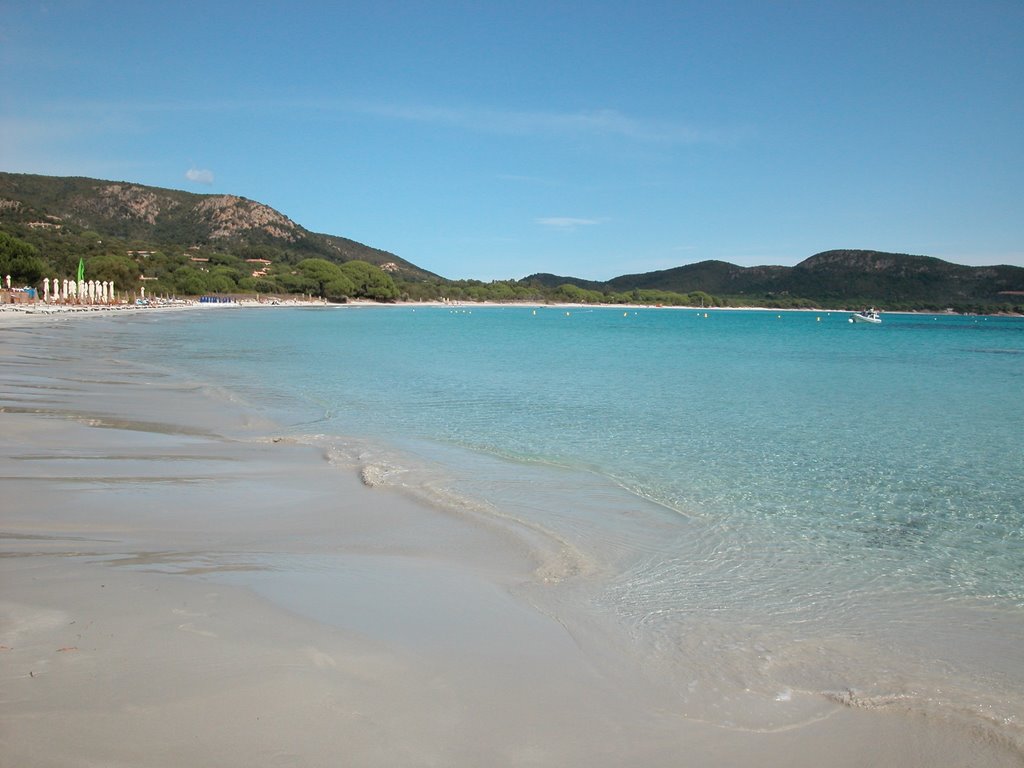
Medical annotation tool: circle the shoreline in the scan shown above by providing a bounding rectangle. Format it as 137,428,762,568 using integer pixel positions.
3,293,1021,319
2,311,1021,766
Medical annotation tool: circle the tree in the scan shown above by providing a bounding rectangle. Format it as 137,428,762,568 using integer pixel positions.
251,277,281,294
209,265,240,288
687,291,715,307
174,268,209,295
207,273,236,294
296,258,354,300
339,260,398,301
0,231,46,285
323,276,356,302
86,253,139,291
555,283,602,303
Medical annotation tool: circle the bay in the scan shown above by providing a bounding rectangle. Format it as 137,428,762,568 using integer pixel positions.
110,305,1024,739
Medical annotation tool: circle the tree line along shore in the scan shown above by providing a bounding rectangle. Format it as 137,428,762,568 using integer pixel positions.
2,228,1022,315
3,172,1022,313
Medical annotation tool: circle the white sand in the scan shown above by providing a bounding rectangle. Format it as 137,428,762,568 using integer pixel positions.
2,310,1021,767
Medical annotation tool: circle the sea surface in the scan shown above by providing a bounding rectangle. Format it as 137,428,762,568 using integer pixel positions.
110,306,1024,741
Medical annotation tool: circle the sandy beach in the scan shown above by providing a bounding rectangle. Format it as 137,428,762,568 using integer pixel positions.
2,308,1021,767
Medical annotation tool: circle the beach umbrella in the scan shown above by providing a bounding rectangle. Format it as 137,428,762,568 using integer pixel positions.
77,258,85,284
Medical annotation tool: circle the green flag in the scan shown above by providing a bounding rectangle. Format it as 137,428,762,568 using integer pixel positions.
76,258,85,283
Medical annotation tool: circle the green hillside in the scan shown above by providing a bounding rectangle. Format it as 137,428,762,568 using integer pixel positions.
525,250,1024,312
2,172,1021,311
0,171,436,301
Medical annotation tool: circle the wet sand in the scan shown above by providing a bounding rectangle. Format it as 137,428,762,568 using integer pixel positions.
1,311,1020,767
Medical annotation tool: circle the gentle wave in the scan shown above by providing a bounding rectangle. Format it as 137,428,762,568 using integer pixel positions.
101,306,1024,742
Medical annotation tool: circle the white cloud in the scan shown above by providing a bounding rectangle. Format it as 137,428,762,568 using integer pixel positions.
28,98,746,148
351,102,734,145
537,217,601,230
185,167,214,185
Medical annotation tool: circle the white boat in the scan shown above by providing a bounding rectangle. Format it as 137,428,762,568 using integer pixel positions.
849,309,882,324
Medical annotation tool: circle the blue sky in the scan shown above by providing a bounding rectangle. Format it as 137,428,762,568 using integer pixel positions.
2,1,1021,280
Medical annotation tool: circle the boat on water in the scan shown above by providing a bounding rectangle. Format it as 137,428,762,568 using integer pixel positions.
849,309,882,324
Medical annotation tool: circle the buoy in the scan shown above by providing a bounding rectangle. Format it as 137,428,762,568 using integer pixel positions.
817,316,821,322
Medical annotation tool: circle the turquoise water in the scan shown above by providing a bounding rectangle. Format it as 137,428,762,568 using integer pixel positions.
112,306,1024,734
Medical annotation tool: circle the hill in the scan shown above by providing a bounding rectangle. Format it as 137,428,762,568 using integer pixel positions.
0,172,438,280
525,250,1024,311
2,172,1021,310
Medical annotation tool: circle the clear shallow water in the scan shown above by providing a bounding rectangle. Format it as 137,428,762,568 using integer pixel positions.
110,306,1024,736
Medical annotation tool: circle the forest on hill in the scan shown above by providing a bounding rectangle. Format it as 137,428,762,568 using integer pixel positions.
526,251,1024,313
0,172,436,302
2,172,1021,312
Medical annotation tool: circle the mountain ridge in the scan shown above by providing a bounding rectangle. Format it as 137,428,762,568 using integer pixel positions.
525,250,1024,308
2,172,1021,310
0,171,438,280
